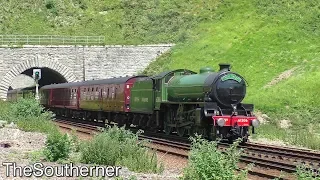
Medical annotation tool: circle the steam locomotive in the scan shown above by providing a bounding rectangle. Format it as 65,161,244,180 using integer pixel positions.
7,64,259,142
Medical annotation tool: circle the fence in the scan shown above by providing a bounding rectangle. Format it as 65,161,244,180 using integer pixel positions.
0,35,105,46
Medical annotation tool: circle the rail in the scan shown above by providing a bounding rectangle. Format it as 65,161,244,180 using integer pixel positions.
0,35,105,46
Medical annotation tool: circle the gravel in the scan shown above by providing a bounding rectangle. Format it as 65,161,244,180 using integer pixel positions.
0,123,182,179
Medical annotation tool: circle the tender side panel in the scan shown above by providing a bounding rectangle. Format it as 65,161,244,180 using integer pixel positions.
130,79,154,114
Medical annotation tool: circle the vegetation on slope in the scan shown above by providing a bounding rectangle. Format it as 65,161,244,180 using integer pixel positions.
144,0,320,149
1,0,319,149
0,0,219,44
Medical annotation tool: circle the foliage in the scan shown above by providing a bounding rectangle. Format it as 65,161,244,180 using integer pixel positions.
182,135,247,180
44,132,71,162
10,98,52,120
16,116,59,134
295,164,320,180
80,126,163,173
70,130,81,152
6,98,57,134
0,0,220,44
0,99,58,134
0,100,14,122
0,99,68,162
143,0,320,149
28,149,46,162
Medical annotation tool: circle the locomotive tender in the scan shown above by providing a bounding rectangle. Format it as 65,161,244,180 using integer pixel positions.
7,64,259,142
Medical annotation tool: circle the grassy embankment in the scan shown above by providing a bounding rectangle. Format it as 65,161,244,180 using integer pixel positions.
144,0,320,149
0,0,217,44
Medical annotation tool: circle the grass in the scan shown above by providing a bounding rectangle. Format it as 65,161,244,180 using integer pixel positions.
143,0,320,149
0,0,220,45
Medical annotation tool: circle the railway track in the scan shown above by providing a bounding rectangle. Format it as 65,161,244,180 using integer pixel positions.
53,119,102,134
53,119,320,179
139,135,292,179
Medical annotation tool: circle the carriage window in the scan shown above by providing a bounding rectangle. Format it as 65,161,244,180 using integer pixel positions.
92,87,94,91
96,87,98,91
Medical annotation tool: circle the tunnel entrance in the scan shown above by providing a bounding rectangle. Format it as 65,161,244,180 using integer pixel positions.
9,67,68,90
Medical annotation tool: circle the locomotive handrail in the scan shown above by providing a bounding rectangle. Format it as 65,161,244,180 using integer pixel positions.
0,35,105,45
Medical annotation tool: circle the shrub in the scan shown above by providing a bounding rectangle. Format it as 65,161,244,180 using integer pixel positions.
0,100,14,122
10,98,52,120
80,126,163,173
44,132,71,162
70,130,81,152
3,98,58,134
182,135,247,180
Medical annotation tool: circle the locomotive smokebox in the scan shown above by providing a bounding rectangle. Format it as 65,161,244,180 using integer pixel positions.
219,63,231,71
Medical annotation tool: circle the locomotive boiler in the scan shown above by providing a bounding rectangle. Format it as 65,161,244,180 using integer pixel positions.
130,63,259,142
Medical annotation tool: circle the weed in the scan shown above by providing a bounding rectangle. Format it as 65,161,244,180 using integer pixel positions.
80,126,163,173
70,130,81,152
295,164,320,180
182,135,248,180
44,132,71,162
28,150,45,162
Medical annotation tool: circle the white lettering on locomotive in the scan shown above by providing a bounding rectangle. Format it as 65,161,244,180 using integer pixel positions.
141,98,148,102
237,119,248,122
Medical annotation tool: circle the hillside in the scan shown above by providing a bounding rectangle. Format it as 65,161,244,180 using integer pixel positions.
0,0,218,44
1,0,319,149
144,0,320,149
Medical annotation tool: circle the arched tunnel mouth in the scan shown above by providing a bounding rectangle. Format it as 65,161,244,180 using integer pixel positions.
11,67,68,89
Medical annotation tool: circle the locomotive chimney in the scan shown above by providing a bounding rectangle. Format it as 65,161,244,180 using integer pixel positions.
219,63,231,71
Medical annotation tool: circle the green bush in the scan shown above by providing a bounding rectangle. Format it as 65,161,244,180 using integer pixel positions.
80,126,163,173
0,100,14,122
3,98,58,134
182,135,247,180
1,99,70,162
44,132,71,162
10,98,50,119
